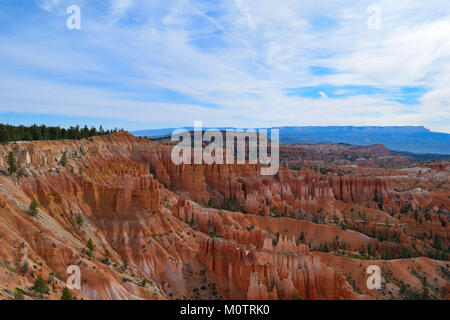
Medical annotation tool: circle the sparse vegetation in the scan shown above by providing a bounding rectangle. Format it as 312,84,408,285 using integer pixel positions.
61,287,74,300
60,151,67,167
14,287,25,300
86,238,95,256
28,198,39,217
76,214,84,230
32,274,49,298
292,293,304,300
6,151,18,174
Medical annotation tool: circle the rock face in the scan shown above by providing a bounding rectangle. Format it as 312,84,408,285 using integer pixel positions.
0,132,448,300
149,155,392,219
198,237,360,300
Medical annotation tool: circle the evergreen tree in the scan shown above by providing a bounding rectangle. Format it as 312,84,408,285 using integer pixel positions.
24,130,33,141
87,238,95,256
76,214,84,230
0,126,10,143
359,245,367,257
82,125,89,138
299,231,305,242
60,151,67,167
32,274,49,298
382,246,392,260
7,151,18,174
433,233,442,251
61,287,73,300
400,246,412,258
13,288,25,300
319,242,324,252
0,123,120,143
28,198,39,217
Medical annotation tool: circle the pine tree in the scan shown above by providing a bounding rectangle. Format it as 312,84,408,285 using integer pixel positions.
28,198,39,217
76,214,84,230
382,246,392,260
300,231,305,241
433,233,442,251
359,245,366,257
87,238,95,256
61,287,73,300
13,288,25,300
0,126,10,143
60,151,67,167
318,242,324,252
0,123,114,143
7,151,18,174
32,274,49,298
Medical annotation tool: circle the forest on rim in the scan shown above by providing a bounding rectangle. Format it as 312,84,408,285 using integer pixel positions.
0,123,123,143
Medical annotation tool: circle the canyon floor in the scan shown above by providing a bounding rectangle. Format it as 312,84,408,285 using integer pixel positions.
0,132,448,300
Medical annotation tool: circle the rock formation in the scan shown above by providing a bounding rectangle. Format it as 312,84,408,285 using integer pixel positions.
0,132,447,300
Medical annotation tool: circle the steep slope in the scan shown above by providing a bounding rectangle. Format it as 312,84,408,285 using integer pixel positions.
0,132,448,300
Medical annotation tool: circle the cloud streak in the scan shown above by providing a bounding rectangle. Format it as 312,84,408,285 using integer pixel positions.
0,0,448,132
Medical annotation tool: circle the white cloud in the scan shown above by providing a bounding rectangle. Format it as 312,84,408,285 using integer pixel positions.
234,0,256,31
109,0,133,26
38,0,61,12
1,1,449,132
319,92,328,99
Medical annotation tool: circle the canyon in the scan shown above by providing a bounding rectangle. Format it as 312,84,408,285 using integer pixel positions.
0,132,448,300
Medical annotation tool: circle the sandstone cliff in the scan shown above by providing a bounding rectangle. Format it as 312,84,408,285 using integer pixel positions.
0,132,447,300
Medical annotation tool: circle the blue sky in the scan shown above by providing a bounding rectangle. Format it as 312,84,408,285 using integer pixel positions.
0,0,449,132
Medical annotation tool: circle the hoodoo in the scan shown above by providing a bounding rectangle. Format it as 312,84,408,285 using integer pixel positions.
0,132,448,300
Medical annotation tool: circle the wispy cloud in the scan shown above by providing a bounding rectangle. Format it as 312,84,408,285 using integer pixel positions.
0,0,448,132
38,0,61,12
109,0,132,26
234,0,256,31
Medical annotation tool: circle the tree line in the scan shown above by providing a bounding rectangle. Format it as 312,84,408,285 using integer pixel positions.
0,123,123,143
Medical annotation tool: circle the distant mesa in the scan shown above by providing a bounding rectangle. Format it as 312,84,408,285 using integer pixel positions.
132,126,450,155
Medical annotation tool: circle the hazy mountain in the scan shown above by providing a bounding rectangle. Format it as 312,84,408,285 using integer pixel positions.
132,126,450,155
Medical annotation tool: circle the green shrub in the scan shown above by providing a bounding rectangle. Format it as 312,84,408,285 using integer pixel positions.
32,274,49,298
28,198,39,217
13,288,25,300
61,287,74,300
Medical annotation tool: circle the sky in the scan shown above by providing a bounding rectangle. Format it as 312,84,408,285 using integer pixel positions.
0,0,449,132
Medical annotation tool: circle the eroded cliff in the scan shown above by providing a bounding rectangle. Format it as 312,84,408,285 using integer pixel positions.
0,132,448,300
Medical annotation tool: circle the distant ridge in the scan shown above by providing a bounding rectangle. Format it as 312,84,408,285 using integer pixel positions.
132,126,450,155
